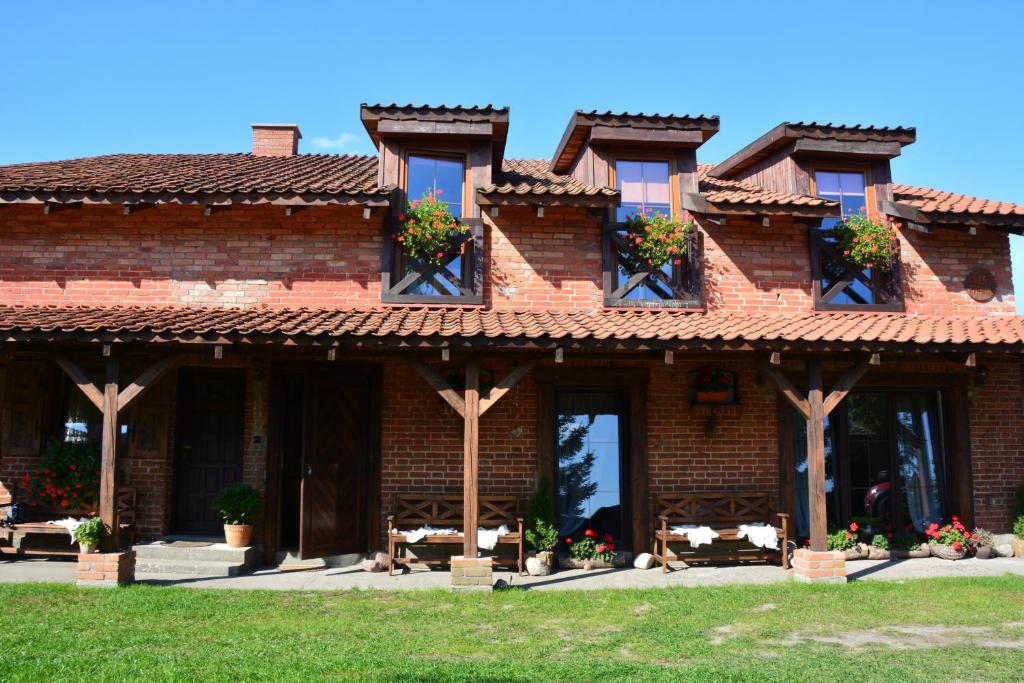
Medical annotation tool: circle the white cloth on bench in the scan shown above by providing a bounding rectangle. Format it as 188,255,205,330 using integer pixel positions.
394,526,458,544
669,525,719,548
47,517,87,545
737,523,779,550
393,525,510,550
477,525,509,551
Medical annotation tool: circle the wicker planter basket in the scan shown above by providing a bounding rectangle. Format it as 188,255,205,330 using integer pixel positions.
558,554,627,570
929,543,967,561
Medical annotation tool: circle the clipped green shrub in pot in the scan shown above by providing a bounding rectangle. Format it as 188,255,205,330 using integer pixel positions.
524,474,558,576
212,484,263,548
72,516,105,554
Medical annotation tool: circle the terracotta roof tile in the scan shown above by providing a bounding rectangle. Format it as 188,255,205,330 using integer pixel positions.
1,305,1022,351
479,159,618,200
893,183,1024,218
697,165,837,211
0,153,383,198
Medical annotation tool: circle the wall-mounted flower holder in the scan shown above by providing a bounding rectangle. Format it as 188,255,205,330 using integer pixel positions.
689,368,738,406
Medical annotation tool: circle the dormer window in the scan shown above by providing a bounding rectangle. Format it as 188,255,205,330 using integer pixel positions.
406,154,465,217
615,160,671,221
604,156,700,308
362,104,505,306
810,167,903,311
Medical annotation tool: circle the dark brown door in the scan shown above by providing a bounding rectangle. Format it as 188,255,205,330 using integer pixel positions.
173,368,246,535
300,370,373,559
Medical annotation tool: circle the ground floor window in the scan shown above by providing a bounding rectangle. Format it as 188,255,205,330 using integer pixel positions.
555,390,628,545
792,390,948,539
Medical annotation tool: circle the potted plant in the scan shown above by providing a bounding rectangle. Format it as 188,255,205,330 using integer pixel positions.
623,209,693,268
396,190,468,266
868,533,891,560
890,531,930,559
833,210,900,271
972,527,995,559
524,474,558,576
828,522,867,560
19,438,101,512
1013,515,1024,559
561,529,619,570
211,483,263,548
925,516,970,560
71,516,105,554
690,368,734,404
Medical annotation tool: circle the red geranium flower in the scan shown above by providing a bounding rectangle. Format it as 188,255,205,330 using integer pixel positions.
604,533,613,542
565,537,572,544
596,544,607,553
952,541,963,551
584,529,596,538
849,522,859,533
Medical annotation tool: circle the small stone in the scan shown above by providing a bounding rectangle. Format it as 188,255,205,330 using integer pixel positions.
525,556,551,576
994,544,1014,558
633,552,655,570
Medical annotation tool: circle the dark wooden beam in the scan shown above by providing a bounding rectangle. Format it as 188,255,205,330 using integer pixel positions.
463,359,480,558
377,119,493,138
823,354,879,416
793,138,903,159
806,359,827,551
758,362,810,419
588,125,704,147
116,356,178,411
99,353,120,551
407,360,465,418
478,360,537,417
54,356,104,411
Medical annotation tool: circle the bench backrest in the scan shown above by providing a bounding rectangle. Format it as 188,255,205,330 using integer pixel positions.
394,495,520,529
0,482,137,522
653,492,774,527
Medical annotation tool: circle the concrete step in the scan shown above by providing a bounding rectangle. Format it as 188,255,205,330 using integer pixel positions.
134,558,245,577
133,542,257,564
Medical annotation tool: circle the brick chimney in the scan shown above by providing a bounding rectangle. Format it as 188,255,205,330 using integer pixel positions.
251,123,302,157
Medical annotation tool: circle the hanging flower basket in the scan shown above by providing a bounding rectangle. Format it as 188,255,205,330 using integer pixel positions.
623,209,693,268
396,190,468,266
833,211,900,272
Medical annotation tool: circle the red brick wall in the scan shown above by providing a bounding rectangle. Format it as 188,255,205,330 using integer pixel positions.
970,358,1024,531
0,203,1014,316
0,204,383,309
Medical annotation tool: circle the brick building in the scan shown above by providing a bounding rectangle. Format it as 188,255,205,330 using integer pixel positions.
0,105,1021,567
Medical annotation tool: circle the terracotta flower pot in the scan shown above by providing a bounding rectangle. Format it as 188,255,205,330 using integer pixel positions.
975,545,994,560
223,524,254,548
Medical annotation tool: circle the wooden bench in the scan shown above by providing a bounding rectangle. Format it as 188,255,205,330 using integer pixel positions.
652,492,789,572
387,495,524,576
1,483,138,556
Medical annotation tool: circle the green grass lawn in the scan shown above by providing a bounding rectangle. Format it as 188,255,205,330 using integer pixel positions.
2,576,1023,682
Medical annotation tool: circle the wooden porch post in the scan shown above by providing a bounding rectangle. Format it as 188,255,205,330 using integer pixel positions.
463,359,480,558
759,353,878,552
99,353,120,552
805,359,827,551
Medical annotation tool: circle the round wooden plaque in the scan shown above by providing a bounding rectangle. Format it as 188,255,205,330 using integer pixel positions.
964,269,996,303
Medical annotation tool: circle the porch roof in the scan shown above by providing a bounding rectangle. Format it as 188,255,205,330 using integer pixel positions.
1,305,1023,353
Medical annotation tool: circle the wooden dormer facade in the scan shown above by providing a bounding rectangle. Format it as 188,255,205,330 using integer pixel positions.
361,104,510,304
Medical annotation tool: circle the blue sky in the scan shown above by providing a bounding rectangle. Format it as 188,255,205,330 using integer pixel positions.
2,1,1021,309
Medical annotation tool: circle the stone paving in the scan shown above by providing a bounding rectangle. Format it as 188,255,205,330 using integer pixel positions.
2,556,1022,590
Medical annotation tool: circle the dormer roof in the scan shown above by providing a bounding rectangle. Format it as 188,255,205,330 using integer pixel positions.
550,110,719,174
710,121,917,179
359,103,509,166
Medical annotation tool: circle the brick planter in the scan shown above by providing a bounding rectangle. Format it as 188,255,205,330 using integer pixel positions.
792,549,846,584
76,551,136,587
450,555,493,592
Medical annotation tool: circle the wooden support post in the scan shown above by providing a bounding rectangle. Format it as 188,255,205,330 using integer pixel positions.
463,359,480,558
805,359,826,551
99,354,120,552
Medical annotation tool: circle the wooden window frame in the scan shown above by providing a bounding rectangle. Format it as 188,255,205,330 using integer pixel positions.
381,148,483,305
809,165,904,312
603,154,702,309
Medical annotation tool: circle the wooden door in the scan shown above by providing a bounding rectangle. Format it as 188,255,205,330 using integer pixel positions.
299,370,373,559
173,368,246,535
